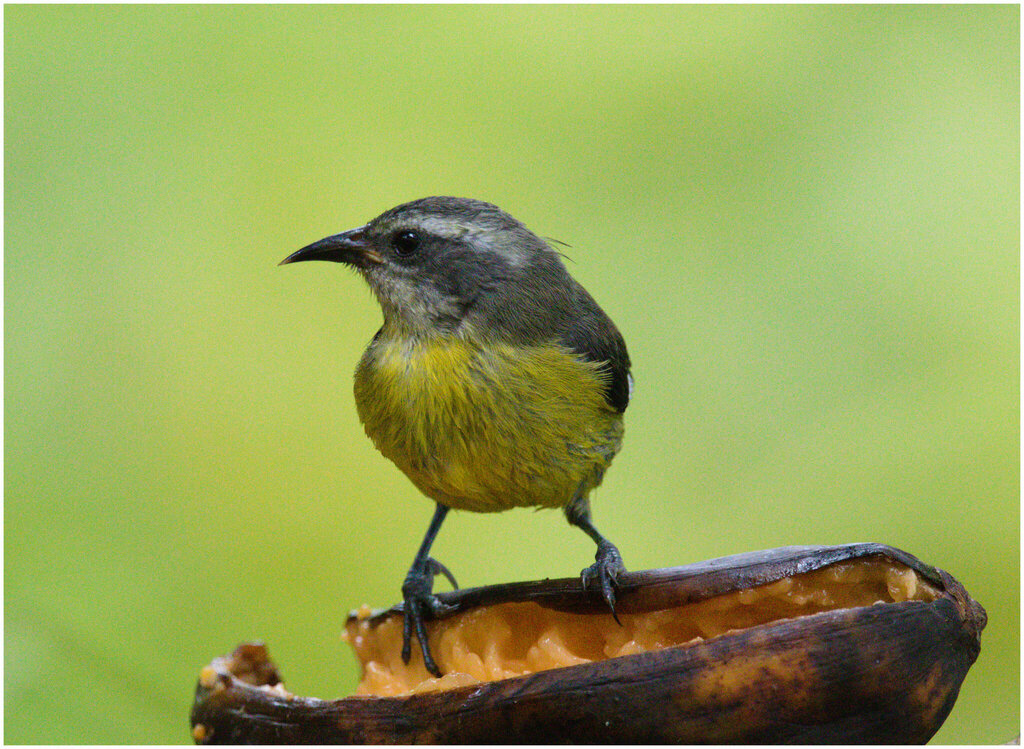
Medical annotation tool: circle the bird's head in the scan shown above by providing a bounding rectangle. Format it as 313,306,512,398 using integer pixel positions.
281,197,569,338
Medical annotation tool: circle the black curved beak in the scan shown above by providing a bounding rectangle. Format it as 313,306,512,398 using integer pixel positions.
279,226,381,267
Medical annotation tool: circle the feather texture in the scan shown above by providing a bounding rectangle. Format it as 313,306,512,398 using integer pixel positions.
354,332,624,513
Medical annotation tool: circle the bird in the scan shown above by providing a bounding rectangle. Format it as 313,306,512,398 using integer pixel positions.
281,197,632,676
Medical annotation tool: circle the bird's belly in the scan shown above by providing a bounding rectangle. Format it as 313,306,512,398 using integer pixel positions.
353,337,623,512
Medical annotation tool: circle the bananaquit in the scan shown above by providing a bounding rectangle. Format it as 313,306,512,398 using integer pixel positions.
282,197,632,676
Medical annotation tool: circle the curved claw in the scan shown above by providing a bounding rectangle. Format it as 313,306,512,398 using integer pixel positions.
580,540,625,625
425,557,459,590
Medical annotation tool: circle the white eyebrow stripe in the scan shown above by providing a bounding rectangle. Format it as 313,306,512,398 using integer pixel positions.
414,216,474,238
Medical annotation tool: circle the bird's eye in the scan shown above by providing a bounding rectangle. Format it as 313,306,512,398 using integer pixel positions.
392,230,422,257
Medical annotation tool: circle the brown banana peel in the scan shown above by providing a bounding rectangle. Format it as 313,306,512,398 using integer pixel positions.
190,543,985,743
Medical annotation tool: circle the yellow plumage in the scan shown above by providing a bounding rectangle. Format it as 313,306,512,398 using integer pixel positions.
354,330,624,513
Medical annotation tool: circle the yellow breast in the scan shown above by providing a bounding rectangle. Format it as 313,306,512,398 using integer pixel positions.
352,334,623,513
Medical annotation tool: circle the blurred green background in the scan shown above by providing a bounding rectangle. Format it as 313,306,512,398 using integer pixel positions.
5,5,1017,743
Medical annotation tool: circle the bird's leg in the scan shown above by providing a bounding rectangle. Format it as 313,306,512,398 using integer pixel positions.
565,495,626,622
401,503,456,677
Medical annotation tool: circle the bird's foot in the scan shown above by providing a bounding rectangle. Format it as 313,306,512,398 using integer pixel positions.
581,540,626,623
401,557,457,677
